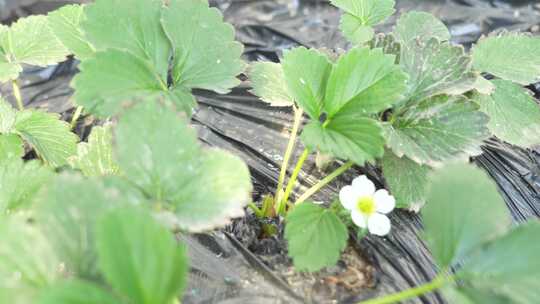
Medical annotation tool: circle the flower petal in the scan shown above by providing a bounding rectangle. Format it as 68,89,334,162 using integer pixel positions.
367,213,391,236
373,189,396,214
351,175,376,197
339,185,359,210
351,210,367,228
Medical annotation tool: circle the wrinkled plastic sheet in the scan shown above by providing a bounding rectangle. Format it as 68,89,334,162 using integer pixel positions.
1,0,540,303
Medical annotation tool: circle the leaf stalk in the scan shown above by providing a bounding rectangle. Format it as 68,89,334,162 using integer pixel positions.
275,107,304,202
11,80,23,110
358,274,453,304
70,106,84,129
247,202,264,218
294,160,354,205
279,148,310,209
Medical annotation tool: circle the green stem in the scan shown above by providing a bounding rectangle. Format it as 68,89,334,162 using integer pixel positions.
247,202,264,218
358,275,453,304
280,148,310,208
70,106,84,129
275,107,303,202
294,160,354,205
11,80,23,110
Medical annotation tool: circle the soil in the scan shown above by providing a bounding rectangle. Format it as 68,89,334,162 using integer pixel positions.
229,212,375,303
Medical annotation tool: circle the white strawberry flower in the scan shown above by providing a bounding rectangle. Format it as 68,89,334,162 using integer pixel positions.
339,175,395,236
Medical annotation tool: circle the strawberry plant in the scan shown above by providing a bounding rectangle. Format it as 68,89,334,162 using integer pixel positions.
1,0,540,303
64,0,245,118
0,99,78,167
0,14,77,167
248,0,540,279
359,163,540,304
0,98,252,303
0,15,68,86
0,1,252,303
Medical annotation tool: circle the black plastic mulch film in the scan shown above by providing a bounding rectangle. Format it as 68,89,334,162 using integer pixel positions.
1,0,540,303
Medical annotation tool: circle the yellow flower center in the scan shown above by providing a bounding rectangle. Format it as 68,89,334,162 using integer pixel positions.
357,196,375,215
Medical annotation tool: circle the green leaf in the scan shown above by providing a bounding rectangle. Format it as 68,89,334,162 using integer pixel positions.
115,101,252,231
166,85,198,117
0,15,68,68
331,0,395,19
248,61,293,107
76,0,243,117
394,11,450,44
0,25,21,82
0,159,53,212
302,114,385,165
0,61,22,83
170,149,254,230
161,0,245,93
72,49,167,117
0,287,38,304
472,76,495,95
0,24,21,82
82,0,170,79
14,110,78,167
0,134,24,162
423,163,512,268
282,47,332,119
35,174,131,279
324,47,407,117
442,286,512,304
69,124,119,176
472,33,540,85
399,38,477,102
369,33,401,60
332,0,395,44
48,4,95,60
381,150,430,211
72,50,196,117
0,214,59,291
39,280,119,304
96,208,188,304
386,95,490,165
101,175,147,206
340,15,375,45
476,79,540,147
297,47,406,165
457,221,540,303
0,24,15,82
442,286,476,304
0,98,16,133
75,0,203,117
285,202,348,272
